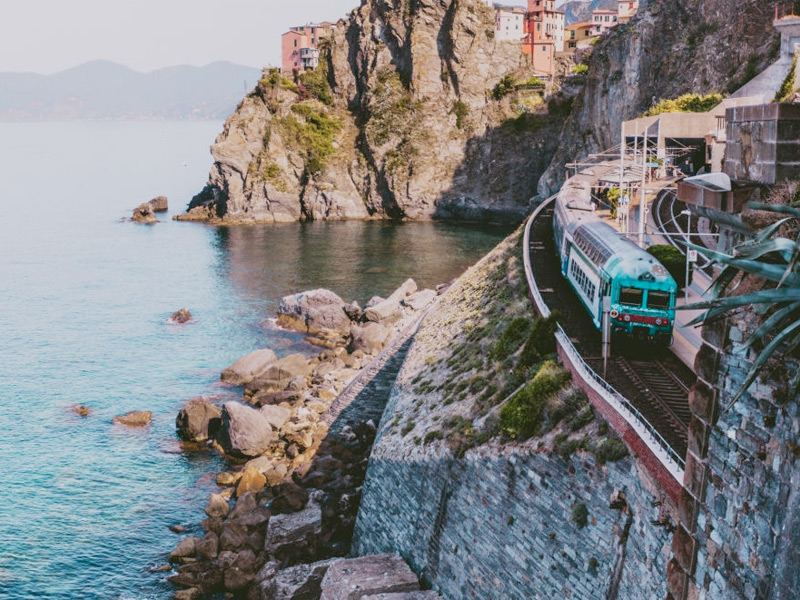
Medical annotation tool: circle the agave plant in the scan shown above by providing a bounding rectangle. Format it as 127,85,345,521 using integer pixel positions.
679,201,800,411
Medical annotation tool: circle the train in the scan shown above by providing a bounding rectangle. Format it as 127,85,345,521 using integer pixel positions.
552,178,678,345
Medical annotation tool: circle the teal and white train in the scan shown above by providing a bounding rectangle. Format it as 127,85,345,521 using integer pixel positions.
552,179,678,345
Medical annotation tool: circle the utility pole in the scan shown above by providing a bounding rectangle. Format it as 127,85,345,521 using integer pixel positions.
620,120,625,227
639,122,648,249
602,296,611,378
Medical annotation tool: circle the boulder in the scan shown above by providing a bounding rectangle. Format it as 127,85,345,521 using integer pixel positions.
168,537,198,563
148,195,168,212
343,301,363,321
349,322,391,354
271,482,309,513
74,405,90,417
259,405,292,430
266,463,289,486
173,588,200,600
319,555,420,600
236,466,267,497
402,289,437,311
277,289,351,337
113,410,152,427
385,278,417,304
364,299,404,325
219,521,248,551
170,308,192,324
216,471,241,486
248,354,312,394
132,202,158,223
205,493,230,519
218,402,276,458
259,558,341,600
264,501,322,560
229,492,258,519
221,349,278,386
365,296,385,308
176,397,222,442
195,531,219,561
224,549,258,590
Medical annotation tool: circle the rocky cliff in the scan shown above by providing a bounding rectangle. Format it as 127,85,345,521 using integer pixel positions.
180,0,564,225
538,0,783,195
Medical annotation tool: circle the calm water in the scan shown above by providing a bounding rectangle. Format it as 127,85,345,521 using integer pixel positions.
0,122,511,599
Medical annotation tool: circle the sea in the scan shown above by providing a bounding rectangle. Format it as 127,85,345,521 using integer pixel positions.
0,121,512,599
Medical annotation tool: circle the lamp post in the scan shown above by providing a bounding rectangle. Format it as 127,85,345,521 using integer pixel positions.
681,209,691,304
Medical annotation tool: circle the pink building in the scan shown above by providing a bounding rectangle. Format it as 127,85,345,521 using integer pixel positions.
591,9,618,35
617,0,639,24
281,22,334,72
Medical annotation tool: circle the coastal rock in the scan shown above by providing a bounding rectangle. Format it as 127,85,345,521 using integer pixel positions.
349,322,391,354
343,301,363,321
173,588,200,600
247,354,312,395
170,308,192,324
403,289,437,311
113,410,152,427
271,482,309,514
236,466,267,497
74,405,90,417
319,554,420,600
221,349,278,386
230,492,258,520
362,593,442,599
219,521,248,551
259,405,292,431
385,279,417,304
131,202,158,223
223,549,258,590
216,471,241,487
218,402,275,458
259,558,341,600
169,537,199,563
205,493,230,519
365,296,384,309
364,299,404,325
195,531,219,561
148,196,168,212
264,501,322,560
277,289,351,338
176,397,222,442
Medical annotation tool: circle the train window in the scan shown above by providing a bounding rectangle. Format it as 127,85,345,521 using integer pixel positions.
619,287,643,307
648,291,671,309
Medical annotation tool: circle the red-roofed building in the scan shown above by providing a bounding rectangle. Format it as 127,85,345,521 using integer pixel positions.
563,22,593,50
523,0,565,74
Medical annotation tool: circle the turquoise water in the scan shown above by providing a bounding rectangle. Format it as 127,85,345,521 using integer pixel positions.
0,122,512,599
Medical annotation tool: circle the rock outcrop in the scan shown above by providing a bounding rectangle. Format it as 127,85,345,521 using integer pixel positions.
538,0,783,195
221,349,278,386
179,0,565,225
113,410,152,427
217,402,276,457
176,397,222,442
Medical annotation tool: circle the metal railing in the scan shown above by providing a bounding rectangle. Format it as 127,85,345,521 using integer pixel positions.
523,195,686,483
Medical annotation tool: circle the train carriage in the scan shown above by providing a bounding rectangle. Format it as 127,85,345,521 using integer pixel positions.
553,178,677,344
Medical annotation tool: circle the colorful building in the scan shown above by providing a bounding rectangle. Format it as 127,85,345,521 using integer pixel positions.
281,22,334,72
590,8,618,36
524,0,565,74
563,22,593,51
617,0,640,24
494,5,527,41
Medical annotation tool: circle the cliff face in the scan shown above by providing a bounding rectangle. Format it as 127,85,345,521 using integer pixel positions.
539,0,782,195
182,0,564,224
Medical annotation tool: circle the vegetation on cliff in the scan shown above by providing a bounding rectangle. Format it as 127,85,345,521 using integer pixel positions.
643,92,723,117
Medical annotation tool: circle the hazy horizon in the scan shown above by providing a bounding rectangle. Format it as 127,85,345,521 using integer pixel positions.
3,0,361,75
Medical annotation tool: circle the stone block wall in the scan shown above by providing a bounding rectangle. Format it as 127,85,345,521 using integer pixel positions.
671,313,800,600
723,103,800,185
353,436,673,599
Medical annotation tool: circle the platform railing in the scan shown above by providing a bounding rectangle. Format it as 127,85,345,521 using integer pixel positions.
523,198,686,483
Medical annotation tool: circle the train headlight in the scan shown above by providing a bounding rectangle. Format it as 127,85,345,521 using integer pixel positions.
655,318,663,326
610,310,619,318
623,315,631,322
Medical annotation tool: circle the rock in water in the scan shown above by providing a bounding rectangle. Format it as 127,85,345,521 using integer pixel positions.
170,308,192,324
221,349,278,386
148,196,168,212
176,397,222,442
205,493,230,518
74,405,90,417
246,354,312,395
217,402,275,457
131,202,158,223
276,289,351,338
168,536,198,563
113,411,152,427
385,279,417,304
319,554,420,599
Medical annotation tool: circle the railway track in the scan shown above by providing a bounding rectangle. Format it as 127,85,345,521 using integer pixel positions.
653,189,714,275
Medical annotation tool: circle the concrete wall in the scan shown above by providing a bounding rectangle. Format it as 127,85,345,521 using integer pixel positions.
669,313,800,600
353,400,674,599
723,103,800,184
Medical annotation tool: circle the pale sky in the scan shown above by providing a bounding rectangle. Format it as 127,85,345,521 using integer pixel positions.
1,0,361,74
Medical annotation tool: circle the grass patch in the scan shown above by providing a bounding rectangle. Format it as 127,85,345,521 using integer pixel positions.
490,317,531,361
277,102,343,175
643,93,723,116
499,361,571,439
571,503,589,528
594,438,629,464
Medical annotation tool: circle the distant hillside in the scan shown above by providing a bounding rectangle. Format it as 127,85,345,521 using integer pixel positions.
0,61,261,121
557,0,618,25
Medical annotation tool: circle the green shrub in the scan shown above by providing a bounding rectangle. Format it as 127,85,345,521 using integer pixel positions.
644,93,723,116
491,317,531,361
492,74,516,100
518,312,560,368
572,63,589,75
647,244,692,289
553,433,590,459
401,422,415,436
594,438,629,464
279,103,342,175
299,68,333,106
523,76,545,87
571,503,589,528
423,429,443,444
775,52,798,102
499,361,571,439
450,100,470,129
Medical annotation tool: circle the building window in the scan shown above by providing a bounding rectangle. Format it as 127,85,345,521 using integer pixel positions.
542,45,546,51
294,39,297,47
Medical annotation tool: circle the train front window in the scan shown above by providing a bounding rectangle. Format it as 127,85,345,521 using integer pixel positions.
648,291,671,309
619,287,643,307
